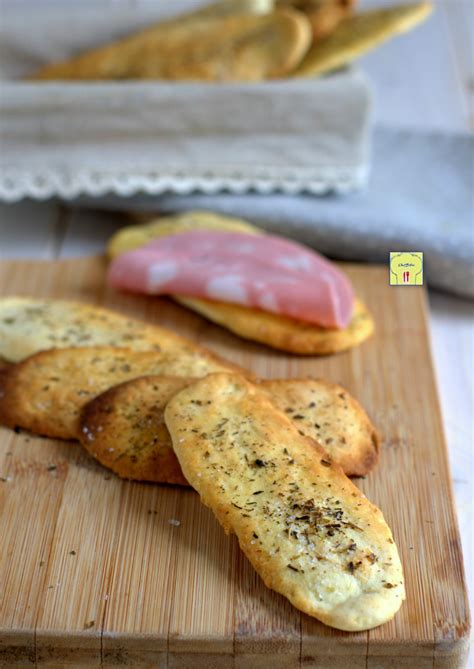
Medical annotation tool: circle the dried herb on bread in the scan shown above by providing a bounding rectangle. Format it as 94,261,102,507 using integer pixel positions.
0,297,243,371
0,346,242,439
79,375,378,482
165,372,404,631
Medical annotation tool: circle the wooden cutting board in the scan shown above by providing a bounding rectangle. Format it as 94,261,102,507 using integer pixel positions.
0,256,469,669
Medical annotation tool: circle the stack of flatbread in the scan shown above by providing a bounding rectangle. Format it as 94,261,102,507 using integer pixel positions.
31,0,432,81
0,276,405,631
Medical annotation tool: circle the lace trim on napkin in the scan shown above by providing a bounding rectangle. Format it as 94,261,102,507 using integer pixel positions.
0,165,368,202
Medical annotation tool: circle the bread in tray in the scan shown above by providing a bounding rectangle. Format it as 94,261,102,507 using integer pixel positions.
293,2,432,77
164,372,404,631
78,375,378,482
31,9,312,82
29,0,431,83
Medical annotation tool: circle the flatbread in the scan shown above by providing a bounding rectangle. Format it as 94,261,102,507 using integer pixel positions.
0,346,240,440
261,378,378,475
0,297,243,372
80,376,192,484
106,212,374,355
164,372,404,631
293,2,433,77
32,9,311,82
176,295,374,355
78,375,378,481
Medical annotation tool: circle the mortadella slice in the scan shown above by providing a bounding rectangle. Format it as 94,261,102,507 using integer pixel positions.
107,230,354,329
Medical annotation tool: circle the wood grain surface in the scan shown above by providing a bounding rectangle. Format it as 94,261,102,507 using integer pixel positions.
0,256,470,668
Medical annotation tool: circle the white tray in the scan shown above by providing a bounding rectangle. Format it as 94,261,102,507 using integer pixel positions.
0,0,373,202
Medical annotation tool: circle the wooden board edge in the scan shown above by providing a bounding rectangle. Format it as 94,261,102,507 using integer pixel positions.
35,629,101,665
0,629,35,667
434,631,471,667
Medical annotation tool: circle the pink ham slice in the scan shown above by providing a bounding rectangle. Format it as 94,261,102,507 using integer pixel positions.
107,230,354,329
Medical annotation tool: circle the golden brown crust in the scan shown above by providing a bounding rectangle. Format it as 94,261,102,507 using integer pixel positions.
31,10,311,82
261,378,379,476
292,2,433,78
78,375,379,482
0,357,12,372
0,297,244,375
0,346,239,440
164,373,404,631
175,296,374,355
79,376,191,484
